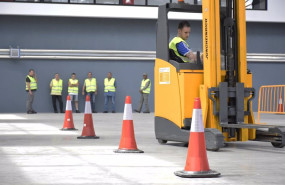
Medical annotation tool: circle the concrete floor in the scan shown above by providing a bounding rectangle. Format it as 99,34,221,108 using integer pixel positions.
0,112,285,185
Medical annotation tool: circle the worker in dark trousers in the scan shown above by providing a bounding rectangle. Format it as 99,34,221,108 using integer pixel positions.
104,72,117,113
50,73,64,113
134,73,151,113
26,69,37,114
82,72,97,113
68,73,80,113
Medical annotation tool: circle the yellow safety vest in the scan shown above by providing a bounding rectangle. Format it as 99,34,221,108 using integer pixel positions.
26,75,37,90
85,78,97,92
68,79,79,94
51,79,63,95
169,36,191,63
104,78,116,92
141,79,151,94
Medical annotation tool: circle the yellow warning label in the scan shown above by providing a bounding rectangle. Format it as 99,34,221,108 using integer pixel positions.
159,67,170,84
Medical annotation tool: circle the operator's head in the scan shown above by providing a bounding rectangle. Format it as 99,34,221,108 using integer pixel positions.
178,21,191,40
88,72,92,78
143,73,148,79
71,73,76,79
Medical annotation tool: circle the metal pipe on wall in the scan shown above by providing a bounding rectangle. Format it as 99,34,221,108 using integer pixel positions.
247,53,285,62
20,56,155,60
21,49,156,54
0,48,285,62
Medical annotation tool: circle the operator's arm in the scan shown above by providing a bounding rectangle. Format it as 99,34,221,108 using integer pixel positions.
50,81,53,89
185,51,197,62
177,42,197,62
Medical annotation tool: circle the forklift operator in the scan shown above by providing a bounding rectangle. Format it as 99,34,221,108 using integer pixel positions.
169,21,198,63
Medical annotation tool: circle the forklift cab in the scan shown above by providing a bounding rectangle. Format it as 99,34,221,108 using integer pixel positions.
155,3,206,138
157,3,203,71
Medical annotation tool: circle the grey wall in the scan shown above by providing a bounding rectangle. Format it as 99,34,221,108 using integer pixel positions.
0,16,285,113
0,16,157,113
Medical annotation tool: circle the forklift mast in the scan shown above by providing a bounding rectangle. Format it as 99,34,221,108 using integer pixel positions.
202,0,256,140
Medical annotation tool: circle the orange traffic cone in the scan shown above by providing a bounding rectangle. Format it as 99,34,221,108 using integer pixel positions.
278,96,283,112
77,95,99,139
60,95,77,130
114,96,143,153
174,98,220,178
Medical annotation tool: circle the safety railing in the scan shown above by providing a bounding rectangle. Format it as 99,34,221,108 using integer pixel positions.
257,85,285,123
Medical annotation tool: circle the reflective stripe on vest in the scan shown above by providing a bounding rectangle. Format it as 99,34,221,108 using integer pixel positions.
51,79,63,95
141,79,151,94
68,79,78,94
104,78,116,92
26,75,37,90
85,78,97,92
169,37,191,63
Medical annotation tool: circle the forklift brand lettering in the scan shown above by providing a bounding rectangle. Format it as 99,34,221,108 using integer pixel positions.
205,18,209,60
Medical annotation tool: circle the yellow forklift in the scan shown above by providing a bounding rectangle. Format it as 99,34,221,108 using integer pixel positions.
154,0,285,150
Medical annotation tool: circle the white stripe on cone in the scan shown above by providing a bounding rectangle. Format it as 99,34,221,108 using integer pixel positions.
66,100,72,111
190,109,204,133
123,104,133,120
279,98,282,104
85,101,92,114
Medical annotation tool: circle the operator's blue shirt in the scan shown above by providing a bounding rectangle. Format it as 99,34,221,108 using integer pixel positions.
176,42,192,56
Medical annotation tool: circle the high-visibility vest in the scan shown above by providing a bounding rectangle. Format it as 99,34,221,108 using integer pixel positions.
169,36,191,63
141,79,151,94
104,78,116,92
85,78,97,92
68,79,79,94
51,79,63,95
26,75,37,90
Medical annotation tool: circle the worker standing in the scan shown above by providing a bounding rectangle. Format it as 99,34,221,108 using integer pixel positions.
25,69,38,114
134,73,151,113
68,73,80,113
50,73,64,113
82,72,97,113
104,72,116,113
169,21,200,63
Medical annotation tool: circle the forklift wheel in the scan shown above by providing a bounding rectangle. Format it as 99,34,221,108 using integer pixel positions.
158,139,167,144
206,147,220,152
271,142,285,148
